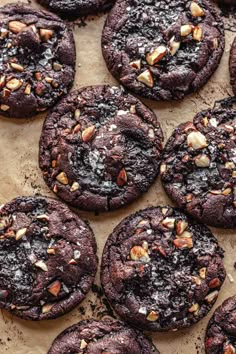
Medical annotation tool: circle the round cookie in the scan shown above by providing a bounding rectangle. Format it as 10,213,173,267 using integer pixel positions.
102,0,224,101
37,0,115,18
205,295,236,354
161,104,236,228
0,196,97,320
39,85,163,212
0,3,76,118
48,319,160,353
230,38,236,96
101,206,226,332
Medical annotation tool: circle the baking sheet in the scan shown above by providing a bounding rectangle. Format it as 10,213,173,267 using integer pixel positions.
0,1,235,353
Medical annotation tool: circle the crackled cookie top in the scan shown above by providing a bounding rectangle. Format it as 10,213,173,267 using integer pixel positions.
39,85,163,212
48,319,160,353
102,0,224,101
101,206,225,332
205,295,236,354
161,105,236,228
230,38,236,96
0,196,97,320
0,3,75,118
37,0,115,17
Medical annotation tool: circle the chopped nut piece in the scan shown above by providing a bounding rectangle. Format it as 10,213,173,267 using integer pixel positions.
148,128,155,139
137,70,154,88
15,227,27,240
6,78,22,91
142,241,149,251
179,231,192,239
8,21,26,33
130,245,150,262
173,238,193,249
36,214,49,222
56,172,69,185
42,303,54,313
73,124,81,134
70,182,80,192
39,28,54,42
2,88,10,98
146,46,167,65
176,220,188,235
35,72,42,81
130,105,136,114
53,62,63,71
35,260,48,272
130,59,141,69
169,37,181,56
0,104,10,111
210,190,221,195
160,164,167,174
224,344,236,354
47,280,61,296
192,276,201,286
10,63,24,72
209,278,221,288
45,77,53,83
0,28,8,38
194,154,210,167
187,131,208,149
47,248,56,255
117,168,127,187
222,188,232,196
199,267,207,279
162,217,175,229
190,2,205,17
180,24,194,37
193,26,203,41
146,310,159,321
24,84,31,95
68,258,77,265
205,290,219,303
161,207,169,215
53,185,58,193
82,125,96,143
80,339,88,349
225,162,235,169
74,109,81,119
0,75,6,90
189,303,199,313
51,160,57,168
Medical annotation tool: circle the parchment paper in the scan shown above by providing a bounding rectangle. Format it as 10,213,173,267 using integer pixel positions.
0,1,235,353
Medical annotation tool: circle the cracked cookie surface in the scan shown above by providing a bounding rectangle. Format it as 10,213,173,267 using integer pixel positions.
48,319,160,353
0,196,97,320
0,3,76,118
102,0,224,101
161,105,236,228
205,295,236,354
101,206,225,332
39,85,163,212
37,0,115,18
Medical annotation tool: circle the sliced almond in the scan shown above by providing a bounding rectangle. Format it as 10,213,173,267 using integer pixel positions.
180,24,194,37
162,217,175,229
39,28,54,42
176,220,188,235
6,78,22,91
82,125,96,143
8,21,26,33
70,182,80,192
0,75,6,90
137,70,154,87
130,59,141,69
187,131,208,149
47,280,61,297
10,63,24,72
130,245,150,262
35,260,48,272
193,26,203,41
146,310,159,321
56,172,69,185
146,46,167,65
117,168,127,187
80,339,88,349
190,2,205,17
15,227,27,240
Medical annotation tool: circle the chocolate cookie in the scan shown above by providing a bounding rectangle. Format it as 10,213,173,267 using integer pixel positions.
37,0,115,18
101,206,226,332
39,85,163,212
102,0,224,101
48,319,160,353
0,196,97,320
161,104,236,228
230,38,236,96
0,3,76,118
205,295,236,354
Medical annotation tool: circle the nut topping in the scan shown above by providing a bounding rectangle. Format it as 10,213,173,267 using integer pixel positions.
42,303,54,313
194,154,210,167
169,37,181,56
162,217,175,229
47,248,56,255
80,339,88,349
146,310,159,321
6,78,22,91
187,131,208,149
117,168,127,187
130,59,141,69
10,63,24,72
146,46,167,65
224,344,236,354
176,220,188,235
130,245,150,262
47,280,61,296
0,104,10,111
39,29,54,42
190,2,205,17
36,214,49,222
82,125,96,143
192,276,201,286
35,260,48,272
56,172,69,185
8,21,26,34
199,267,207,279
188,303,199,313
180,24,194,37
193,26,203,41
137,70,154,87
173,238,193,249
205,290,219,303
24,84,31,95
70,182,80,192
15,228,27,240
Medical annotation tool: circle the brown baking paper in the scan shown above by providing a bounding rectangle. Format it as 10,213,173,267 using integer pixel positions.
0,1,235,353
